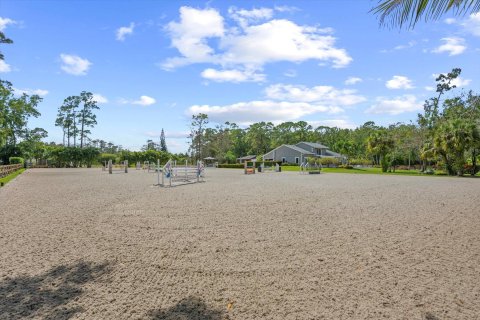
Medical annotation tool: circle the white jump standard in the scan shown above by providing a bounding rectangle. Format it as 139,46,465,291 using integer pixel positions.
103,160,128,174
156,160,205,187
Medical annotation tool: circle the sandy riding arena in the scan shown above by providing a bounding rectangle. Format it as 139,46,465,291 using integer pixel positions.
1,168,479,319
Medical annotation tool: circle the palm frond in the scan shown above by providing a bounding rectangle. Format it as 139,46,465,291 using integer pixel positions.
371,0,480,28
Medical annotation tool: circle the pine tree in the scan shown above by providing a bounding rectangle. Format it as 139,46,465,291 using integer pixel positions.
160,128,168,152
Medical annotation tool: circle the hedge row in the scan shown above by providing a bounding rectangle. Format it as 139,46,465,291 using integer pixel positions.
9,157,24,164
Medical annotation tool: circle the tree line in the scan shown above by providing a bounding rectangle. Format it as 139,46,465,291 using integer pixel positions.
188,69,479,176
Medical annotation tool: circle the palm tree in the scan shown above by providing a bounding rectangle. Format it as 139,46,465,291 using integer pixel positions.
372,0,480,28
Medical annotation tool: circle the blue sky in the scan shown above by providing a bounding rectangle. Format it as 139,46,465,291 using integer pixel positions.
1,0,479,153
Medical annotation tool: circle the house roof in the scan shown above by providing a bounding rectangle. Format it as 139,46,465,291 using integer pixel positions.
297,141,329,149
324,150,343,157
285,144,315,154
237,155,257,160
264,144,315,156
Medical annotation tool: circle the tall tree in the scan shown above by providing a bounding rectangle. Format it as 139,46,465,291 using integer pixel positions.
189,113,208,160
372,0,480,28
160,128,168,152
245,122,274,156
56,95,80,147
78,91,99,148
367,129,395,172
0,80,42,163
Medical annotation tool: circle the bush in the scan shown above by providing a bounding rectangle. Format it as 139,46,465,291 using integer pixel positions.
349,158,371,166
319,157,340,167
423,168,435,175
9,157,24,164
339,164,354,169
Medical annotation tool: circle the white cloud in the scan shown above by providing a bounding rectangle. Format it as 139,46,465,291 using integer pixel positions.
381,41,416,53
462,12,480,36
344,77,362,85
264,84,366,105
92,93,108,104
201,68,265,82
394,40,416,50
432,37,466,56
162,7,352,81
424,86,435,91
366,95,422,115
187,100,342,125
385,75,414,89
119,95,156,106
60,54,92,75
444,18,456,25
221,19,351,68
163,7,224,69
0,17,16,31
228,7,273,28
132,95,156,106
451,77,471,87
308,119,357,129
13,87,49,97
185,83,366,125
0,60,11,73
116,22,135,41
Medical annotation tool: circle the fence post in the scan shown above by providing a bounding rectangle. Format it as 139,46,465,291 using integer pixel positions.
125,160,128,173
108,160,112,174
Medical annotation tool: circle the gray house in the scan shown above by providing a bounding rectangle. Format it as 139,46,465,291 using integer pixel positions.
263,142,344,164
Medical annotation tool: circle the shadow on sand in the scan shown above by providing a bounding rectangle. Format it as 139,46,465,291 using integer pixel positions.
0,261,110,320
149,296,227,320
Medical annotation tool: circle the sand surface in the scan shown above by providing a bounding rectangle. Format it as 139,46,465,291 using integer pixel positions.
0,168,479,319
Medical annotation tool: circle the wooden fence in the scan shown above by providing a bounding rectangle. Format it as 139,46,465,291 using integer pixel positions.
0,164,23,178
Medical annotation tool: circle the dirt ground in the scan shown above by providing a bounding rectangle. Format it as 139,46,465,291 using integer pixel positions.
0,168,479,320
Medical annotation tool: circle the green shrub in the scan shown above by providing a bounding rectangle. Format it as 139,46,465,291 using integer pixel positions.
339,164,354,169
319,157,340,166
98,153,117,164
9,157,24,164
349,158,371,166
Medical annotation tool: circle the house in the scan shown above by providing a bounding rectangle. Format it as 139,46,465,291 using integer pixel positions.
236,155,257,164
263,142,345,164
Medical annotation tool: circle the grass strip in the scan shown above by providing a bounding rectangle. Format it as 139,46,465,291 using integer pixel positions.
0,168,26,187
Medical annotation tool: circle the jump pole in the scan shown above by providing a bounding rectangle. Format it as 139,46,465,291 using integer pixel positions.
108,160,113,174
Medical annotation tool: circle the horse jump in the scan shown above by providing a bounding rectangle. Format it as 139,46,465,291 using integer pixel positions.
156,160,205,187
103,160,128,174
259,162,281,173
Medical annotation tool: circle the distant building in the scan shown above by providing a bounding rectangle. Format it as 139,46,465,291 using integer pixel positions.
263,142,345,164
236,155,257,164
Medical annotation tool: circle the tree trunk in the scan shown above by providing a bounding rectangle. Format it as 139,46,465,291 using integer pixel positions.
73,115,77,148
67,126,70,147
80,109,85,148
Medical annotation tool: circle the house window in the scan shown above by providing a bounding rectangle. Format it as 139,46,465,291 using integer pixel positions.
282,157,286,163
295,157,299,164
